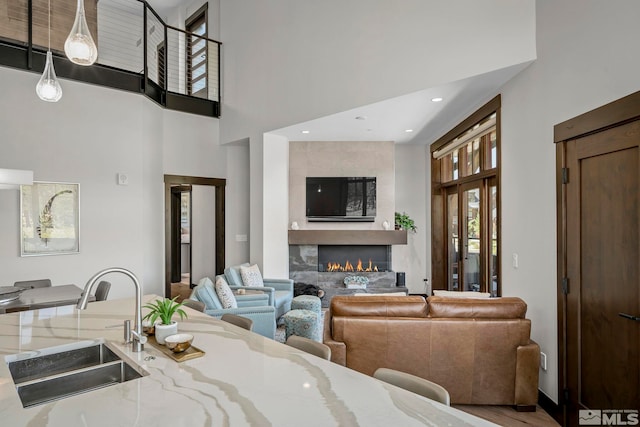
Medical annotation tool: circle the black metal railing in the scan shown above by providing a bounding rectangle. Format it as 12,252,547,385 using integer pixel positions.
0,0,221,117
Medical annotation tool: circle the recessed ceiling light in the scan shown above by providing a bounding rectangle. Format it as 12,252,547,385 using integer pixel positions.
431,97,443,102
301,130,310,134
405,129,413,133
355,116,367,120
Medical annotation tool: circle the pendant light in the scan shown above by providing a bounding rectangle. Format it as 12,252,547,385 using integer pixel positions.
64,0,98,65
36,0,62,102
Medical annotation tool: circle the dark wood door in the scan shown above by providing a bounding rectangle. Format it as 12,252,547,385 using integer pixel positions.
564,120,640,425
170,185,192,283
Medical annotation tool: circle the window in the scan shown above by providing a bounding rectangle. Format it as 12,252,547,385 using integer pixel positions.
431,96,500,296
185,4,208,98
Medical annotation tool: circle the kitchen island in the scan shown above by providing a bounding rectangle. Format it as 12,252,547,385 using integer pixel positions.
0,295,496,426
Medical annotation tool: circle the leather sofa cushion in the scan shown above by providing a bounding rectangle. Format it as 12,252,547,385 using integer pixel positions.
330,295,427,318
427,296,527,319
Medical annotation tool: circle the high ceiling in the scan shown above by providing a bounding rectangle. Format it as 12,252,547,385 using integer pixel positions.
272,62,531,146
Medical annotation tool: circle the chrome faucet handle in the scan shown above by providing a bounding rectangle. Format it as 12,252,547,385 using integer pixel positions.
131,329,148,345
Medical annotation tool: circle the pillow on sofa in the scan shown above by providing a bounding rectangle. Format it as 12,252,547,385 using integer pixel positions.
215,276,237,309
433,290,491,298
224,263,251,286
193,277,223,310
240,264,264,287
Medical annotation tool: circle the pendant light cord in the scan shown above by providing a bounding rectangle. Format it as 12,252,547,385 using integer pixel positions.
47,0,51,50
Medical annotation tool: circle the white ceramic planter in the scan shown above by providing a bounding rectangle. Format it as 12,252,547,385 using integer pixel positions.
154,321,178,344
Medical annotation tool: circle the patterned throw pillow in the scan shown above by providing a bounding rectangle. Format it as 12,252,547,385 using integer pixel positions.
240,264,264,287
215,276,238,308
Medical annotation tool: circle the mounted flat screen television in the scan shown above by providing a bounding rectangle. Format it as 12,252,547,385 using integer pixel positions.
306,177,376,222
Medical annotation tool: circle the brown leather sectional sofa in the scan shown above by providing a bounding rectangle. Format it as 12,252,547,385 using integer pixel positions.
323,295,540,410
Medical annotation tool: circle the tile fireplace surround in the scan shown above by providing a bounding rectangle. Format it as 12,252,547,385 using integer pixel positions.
289,230,408,307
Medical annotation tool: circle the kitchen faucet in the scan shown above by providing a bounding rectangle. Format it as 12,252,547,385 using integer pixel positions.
77,267,147,352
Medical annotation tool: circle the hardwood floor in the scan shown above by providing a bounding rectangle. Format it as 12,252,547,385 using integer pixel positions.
454,404,560,426
170,273,192,302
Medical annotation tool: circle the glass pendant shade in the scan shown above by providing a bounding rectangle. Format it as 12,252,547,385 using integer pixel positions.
36,51,63,102
64,0,98,65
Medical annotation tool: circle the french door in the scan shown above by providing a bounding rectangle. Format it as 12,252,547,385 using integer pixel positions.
444,177,498,294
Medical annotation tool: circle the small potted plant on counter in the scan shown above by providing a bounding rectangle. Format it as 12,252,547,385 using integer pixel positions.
395,211,417,233
143,296,187,344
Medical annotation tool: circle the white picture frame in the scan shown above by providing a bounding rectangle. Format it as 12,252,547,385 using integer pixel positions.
20,181,80,256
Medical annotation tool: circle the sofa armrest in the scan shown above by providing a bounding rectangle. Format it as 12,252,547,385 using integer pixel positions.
229,286,275,306
515,339,541,407
323,314,346,365
203,305,275,317
235,293,270,307
264,278,294,292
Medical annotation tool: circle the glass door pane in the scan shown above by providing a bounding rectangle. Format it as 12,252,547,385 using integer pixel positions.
489,181,498,296
463,187,481,292
447,192,459,291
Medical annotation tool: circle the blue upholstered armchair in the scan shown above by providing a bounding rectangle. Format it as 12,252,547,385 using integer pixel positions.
223,264,294,320
190,277,276,339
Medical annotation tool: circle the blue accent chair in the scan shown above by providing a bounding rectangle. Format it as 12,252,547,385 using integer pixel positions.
223,264,294,320
190,277,276,339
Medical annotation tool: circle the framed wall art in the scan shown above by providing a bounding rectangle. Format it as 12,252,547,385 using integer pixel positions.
20,182,80,256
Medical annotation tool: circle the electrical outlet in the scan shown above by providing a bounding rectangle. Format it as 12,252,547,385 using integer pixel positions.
117,173,129,186
512,253,519,269
540,351,547,371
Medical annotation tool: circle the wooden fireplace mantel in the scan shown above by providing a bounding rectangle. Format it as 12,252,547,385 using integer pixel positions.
288,230,407,245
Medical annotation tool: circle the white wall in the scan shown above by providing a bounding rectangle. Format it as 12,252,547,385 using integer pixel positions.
0,64,248,299
262,133,289,278
224,142,250,267
190,185,216,281
220,0,536,270
499,0,640,403
288,141,395,231
0,66,160,299
394,145,429,295
220,0,536,144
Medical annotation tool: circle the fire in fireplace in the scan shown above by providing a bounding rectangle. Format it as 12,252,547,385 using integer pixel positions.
326,259,379,272
318,245,391,272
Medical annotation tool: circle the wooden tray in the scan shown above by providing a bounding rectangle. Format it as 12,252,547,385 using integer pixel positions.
146,335,205,362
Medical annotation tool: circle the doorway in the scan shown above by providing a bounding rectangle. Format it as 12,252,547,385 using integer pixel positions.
164,175,226,300
170,185,192,296
556,92,640,426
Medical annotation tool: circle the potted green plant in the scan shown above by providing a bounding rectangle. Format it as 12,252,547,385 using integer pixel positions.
143,296,187,344
395,211,417,233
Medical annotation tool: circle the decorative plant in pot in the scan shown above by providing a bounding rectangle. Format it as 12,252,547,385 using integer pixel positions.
395,211,417,233
143,296,187,344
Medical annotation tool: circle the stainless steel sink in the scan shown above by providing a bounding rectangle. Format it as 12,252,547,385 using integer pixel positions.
5,340,147,408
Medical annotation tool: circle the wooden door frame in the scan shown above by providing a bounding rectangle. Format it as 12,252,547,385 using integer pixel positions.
164,175,225,298
555,90,640,424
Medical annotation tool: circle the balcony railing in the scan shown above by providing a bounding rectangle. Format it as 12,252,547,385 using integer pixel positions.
0,0,221,117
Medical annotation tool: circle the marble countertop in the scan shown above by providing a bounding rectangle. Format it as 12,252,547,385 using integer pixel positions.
0,295,497,426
